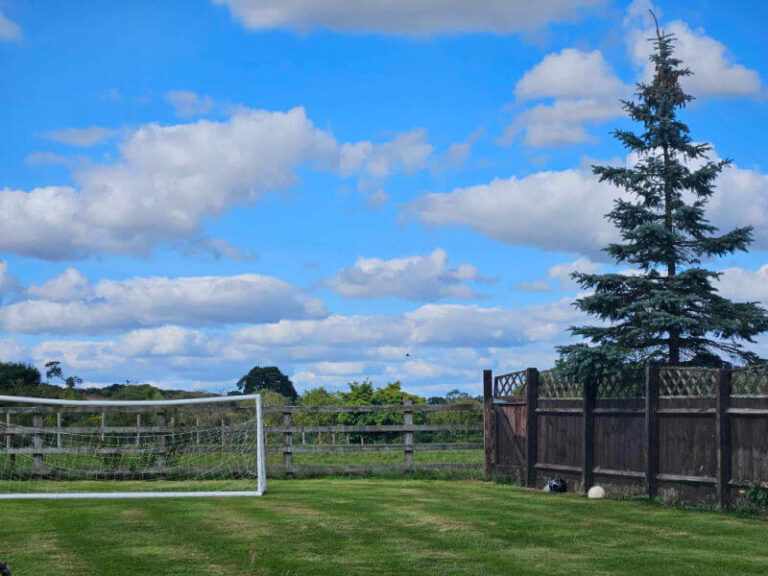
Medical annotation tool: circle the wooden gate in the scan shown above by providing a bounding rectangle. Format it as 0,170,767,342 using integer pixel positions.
484,369,533,481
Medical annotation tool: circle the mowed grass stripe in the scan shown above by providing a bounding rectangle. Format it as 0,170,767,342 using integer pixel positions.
1,480,767,575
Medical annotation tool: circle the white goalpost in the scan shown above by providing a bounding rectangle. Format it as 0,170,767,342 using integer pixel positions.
0,394,266,499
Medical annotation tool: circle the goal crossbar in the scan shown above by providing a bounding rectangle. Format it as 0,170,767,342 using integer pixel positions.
0,394,267,500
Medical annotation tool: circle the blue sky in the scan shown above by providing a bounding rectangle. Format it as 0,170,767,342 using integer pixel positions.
0,0,766,396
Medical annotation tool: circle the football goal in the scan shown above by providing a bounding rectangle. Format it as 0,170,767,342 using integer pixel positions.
0,393,266,499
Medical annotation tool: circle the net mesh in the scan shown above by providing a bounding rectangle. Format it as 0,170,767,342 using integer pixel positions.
0,397,265,497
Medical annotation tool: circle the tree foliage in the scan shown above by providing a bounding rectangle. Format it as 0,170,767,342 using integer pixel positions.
558,13,768,381
0,362,42,389
236,365,298,401
45,361,83,390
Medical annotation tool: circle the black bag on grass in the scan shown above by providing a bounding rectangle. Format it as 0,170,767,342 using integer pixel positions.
548,476,567,493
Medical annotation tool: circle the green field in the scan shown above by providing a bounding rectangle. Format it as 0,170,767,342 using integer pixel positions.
1,479,767,575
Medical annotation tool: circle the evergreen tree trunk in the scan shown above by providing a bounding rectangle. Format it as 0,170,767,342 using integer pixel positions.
663,142,680,365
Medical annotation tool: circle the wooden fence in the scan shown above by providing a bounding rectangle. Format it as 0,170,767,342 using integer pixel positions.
0,400,483,479
485,365,768,507
263,401,483,476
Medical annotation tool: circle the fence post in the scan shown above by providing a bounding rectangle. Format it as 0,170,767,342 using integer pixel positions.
33,412,44,472
404,399,414,470
582,379,595,494
100,411,106,442
645,366,660,498
525,367,539,487
717,367,732,509
282,411,293,472
6,412,14,471
483,369,494,477
156,413,167,469
56,411,62,449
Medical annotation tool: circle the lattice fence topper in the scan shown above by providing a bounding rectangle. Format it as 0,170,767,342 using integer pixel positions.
732,364,768,396
595,372,645,399
659,367,718,397
538,369,582,399
494,370,527,398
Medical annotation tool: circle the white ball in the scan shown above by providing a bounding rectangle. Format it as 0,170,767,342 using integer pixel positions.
587,486,605,499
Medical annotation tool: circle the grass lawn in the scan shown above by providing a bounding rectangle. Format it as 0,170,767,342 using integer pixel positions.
1,479,767,575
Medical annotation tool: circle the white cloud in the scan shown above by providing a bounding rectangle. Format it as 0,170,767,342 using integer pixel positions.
165,90,216,118
0,338,24,363
406,154,768,258
3,107,434,260
44,127,118,147
213,0,606,36
339,129,433,178
0,261,17,299
506,7,763,149
626,4,763,98
230,299,581,352
0,9,21,41
22,297,584,390
25,152,72,167
405,169,618,257
505,49,628,148
717,265,768,304
548,257,602,288
27,268,92,302
515,49,625,102
118,326,214,358
507,98,622,148
3,272,326,334
328,248,485,300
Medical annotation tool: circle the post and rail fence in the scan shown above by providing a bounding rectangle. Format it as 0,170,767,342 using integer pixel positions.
263,402,483,476
485,364,768,508
0,399,484,479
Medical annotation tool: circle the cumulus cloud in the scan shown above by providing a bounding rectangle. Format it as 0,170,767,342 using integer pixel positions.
0,261,18,299
626,3,763,98
506,5,762,148
548,257,602,288
14,295,587,394
230,299,581,352
504,49,628,148
3,271,326,334
27,268,92,302
328,248,486,300
165,90,216,118
515,49,625,102
213,0,606,36
405,169,618,257
0,9,21,41
2,107,435,260
406,153,768,258
44,127,118,147
717,265,768,304
339,129,433,178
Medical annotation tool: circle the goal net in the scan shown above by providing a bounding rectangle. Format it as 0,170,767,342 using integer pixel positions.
0,394,266,499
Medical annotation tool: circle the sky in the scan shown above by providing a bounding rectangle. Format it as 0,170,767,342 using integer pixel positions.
0,0,767,396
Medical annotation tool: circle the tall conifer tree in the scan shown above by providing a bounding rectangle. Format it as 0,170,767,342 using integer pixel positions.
558,14,768,378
